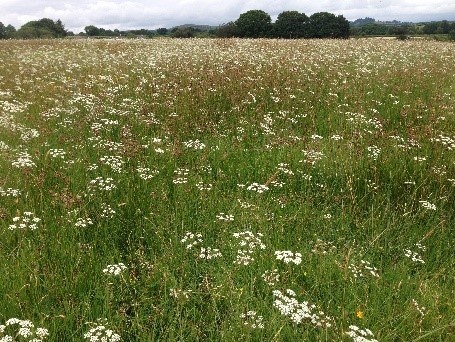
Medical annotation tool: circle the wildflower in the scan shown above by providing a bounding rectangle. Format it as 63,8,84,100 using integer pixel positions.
404,243,425,264
100,203,116,219
75,217,93,228
137,167,159,180
8,212,41,230
88,177,117,193
0,318,49,341
240,311,264,329
103,263,127,276
216,213,234,221
181,232,203,249
419,200,436,211
356,310,364,319
345,325,378,342
246,183,269,193
48,148,66,159
195,182,212,191
84,319,121,342
12,151,35,168
100,155,124,173
199,247,222,260
272,289,333,328
367,145,381,160
275,250,302,265
0,188,21,197
348,260,380,279
183,139,206,150
411,299,426,317
173,168,189,184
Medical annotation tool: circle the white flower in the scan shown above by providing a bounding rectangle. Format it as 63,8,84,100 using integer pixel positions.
275,250,302,265
103,263,127,276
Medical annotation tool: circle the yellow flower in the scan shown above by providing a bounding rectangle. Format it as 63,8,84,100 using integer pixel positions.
356,310,364,319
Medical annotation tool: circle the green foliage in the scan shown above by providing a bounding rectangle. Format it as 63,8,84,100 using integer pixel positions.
0,22,5,39
156,27,168,35
308,12,350,38
273,11,308,38
16,18,67,39
216,22,238,38
448,30,455,41
235,10,272,38
171,27,196,38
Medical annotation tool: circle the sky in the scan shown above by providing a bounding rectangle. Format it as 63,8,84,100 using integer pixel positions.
0,0,454,33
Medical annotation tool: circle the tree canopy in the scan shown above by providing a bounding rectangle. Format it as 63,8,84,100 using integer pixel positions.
273,11,309,38
216,10,350,39
235,10,272,38
15,18,67,39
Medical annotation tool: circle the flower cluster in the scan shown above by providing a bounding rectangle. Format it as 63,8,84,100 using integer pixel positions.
103,263,127,276
100,203,116,219
8,212,41,230
84,319,121,342
216,213,234,221
240,311,264,329
173,168,189,184
272,289,333,328
419,200,436,211
100,155,124,173
348,260,380,279
12,151,36,168
183,139,206,150
0,318,49,341
48,148,66,159
345,325,378,342
275,250,302,265
137,167,159,180
75,217,94,228
404,243,426,264
366,145,381,160
0,187,21,197
195,182,212,191
246,183,269,193
88,177,117,193
199,247,222,260
181,231,203,250
233,231,266,265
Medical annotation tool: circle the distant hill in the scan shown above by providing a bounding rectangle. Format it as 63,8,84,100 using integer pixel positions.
171,24,217,31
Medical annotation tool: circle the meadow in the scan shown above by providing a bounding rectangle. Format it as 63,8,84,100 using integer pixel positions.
0,37,454,341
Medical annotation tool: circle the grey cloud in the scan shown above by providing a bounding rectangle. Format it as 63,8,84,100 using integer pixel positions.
0,0,454,33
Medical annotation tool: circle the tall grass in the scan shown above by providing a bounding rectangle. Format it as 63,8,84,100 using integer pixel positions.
0,38,454,341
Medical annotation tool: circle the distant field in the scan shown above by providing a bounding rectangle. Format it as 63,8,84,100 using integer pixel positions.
0,38,454,341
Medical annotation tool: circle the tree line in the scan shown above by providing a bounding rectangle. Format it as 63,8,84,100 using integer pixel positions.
1,12,454,40
217,10,350,38
350,18,455,37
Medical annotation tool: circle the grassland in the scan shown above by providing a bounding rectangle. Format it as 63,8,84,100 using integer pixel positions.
0,38,454,341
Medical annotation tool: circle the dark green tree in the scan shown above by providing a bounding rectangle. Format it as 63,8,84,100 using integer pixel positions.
0,22,5,39
16,18,67,38
84,25,101,36
216,22,238,38
5,24,16,38
171,27,195,38
235,10,272,38
308,12,350,38
156,28,168,35
273,11,308,38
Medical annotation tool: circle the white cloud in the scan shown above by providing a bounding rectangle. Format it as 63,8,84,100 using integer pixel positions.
0,0,453,32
